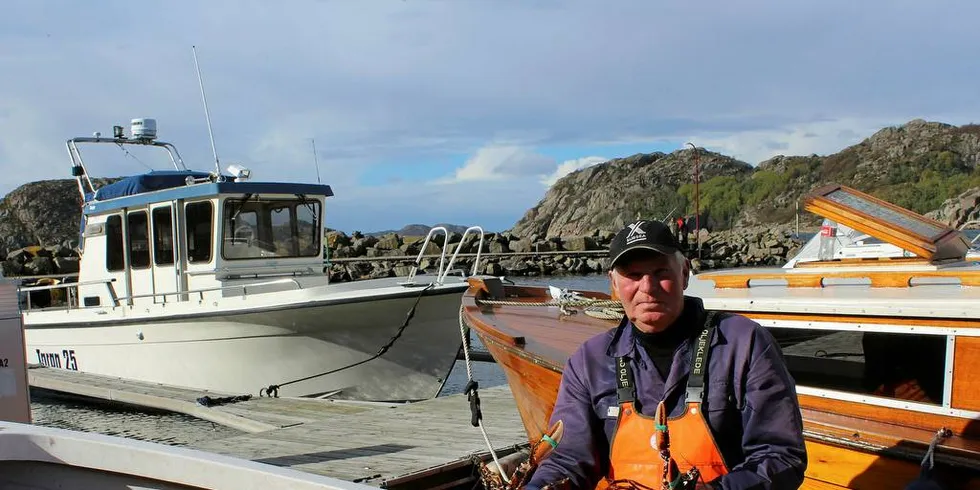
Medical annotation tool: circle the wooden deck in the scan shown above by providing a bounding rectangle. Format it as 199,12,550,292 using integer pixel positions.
27,365,529,488
190,386,527,486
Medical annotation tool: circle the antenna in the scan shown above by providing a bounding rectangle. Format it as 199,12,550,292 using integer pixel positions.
310,138,322,184
192,45,222,177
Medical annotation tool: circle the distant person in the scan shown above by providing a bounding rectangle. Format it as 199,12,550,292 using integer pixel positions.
676,216,689,251
527,219,807,490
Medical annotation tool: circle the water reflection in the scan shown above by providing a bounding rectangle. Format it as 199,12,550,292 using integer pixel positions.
30,389,242,447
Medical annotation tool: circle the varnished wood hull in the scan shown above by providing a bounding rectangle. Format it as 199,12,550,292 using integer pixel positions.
462,277,980,490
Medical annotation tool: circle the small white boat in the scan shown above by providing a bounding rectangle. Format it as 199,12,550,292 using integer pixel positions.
20,119,485,401
0,292,375,490
0,420,376,490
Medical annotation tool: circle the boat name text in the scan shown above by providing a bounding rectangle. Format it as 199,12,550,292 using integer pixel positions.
36,349,78,370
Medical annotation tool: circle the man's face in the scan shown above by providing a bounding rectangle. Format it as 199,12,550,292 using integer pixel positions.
609,252,689,334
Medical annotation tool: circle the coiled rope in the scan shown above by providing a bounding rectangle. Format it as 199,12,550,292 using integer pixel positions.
474,297,625,321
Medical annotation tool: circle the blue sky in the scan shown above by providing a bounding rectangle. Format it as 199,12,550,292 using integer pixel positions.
2,1,979,233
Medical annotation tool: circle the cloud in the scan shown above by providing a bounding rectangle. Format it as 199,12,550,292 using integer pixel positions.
3,0,980,230
444,145,607,186
687,118,902,165
541,156,608,186
449,146,556,182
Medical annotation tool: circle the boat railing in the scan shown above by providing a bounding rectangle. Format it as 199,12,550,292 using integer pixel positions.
19,278,118,311
120,277,303,304
67,136,187,202
959,220,980,247
406,226,485,285
442,226,486,280
18,277,302,311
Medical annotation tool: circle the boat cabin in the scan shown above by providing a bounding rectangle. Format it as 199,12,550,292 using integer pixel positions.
62,120,334,309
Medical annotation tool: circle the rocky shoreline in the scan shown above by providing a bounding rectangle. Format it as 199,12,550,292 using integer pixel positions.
324,225,805,282
2,225,805,284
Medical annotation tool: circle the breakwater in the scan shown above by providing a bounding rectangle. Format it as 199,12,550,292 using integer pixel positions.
324,225,805,282
0,225,805,284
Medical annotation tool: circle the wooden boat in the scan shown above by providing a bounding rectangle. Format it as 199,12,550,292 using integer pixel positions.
462,184,980,489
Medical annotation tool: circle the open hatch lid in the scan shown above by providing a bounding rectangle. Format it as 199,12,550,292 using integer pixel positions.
803,184,970,262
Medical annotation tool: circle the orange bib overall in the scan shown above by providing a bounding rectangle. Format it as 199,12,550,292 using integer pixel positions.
597,314,730,490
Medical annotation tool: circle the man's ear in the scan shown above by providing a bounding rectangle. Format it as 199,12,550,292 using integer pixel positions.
682,259,691,290
608,270,620,301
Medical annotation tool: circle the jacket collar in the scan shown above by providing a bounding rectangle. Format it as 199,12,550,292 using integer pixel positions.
605,297,727,395
605,296,709,358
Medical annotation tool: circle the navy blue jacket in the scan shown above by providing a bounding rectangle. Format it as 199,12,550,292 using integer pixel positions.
527,297,807,490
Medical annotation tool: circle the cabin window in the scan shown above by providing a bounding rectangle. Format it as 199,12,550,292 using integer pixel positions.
152,207,174,266
186,202,213,263
128,211,151,269
106,215,125,271
771,326,948,405
221,197,320,260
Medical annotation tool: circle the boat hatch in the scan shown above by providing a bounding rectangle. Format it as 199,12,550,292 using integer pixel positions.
802,184,971,263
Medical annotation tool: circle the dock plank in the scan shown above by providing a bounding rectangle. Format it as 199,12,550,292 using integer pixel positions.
27,364,529,486
189,384,528,484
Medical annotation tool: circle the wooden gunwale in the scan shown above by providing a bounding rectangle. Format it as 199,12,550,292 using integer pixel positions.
461,278,980,485
794,257,936,268
802,410,980,464
698,268,980,289
723,311,980,330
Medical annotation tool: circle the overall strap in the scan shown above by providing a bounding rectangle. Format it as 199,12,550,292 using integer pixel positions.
685,310,720,405
615,356,636,405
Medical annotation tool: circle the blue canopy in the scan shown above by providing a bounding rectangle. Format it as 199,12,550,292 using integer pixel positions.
86,170,215,202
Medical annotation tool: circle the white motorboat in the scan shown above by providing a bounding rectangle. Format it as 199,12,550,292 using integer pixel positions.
20,119,485,401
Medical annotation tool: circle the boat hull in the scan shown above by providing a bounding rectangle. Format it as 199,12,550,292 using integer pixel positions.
24,282,467,401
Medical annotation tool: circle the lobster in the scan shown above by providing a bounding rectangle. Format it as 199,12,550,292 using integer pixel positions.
476,420,567,490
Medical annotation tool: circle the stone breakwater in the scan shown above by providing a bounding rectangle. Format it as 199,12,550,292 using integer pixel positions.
324,226,804,282
0,226,804,284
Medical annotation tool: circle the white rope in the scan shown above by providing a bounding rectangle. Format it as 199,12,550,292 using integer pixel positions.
458,305,511,481
583,307,625,320
475,298,622,308
475,297,624,321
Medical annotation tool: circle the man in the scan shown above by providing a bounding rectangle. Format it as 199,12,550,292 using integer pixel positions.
676,216,689,250
527,219,807,490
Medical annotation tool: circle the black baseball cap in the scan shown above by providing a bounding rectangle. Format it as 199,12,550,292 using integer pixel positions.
608,219,680,269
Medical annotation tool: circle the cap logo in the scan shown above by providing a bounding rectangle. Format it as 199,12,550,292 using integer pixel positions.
625,221,646,244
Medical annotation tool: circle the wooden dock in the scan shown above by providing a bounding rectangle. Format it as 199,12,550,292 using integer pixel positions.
28,365,529,488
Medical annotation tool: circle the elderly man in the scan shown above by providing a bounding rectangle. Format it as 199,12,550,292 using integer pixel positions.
527,219,807,490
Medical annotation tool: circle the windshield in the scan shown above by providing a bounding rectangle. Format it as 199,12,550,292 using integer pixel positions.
221,197,321,260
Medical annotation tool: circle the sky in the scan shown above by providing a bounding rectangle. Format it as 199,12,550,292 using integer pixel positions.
2,1,979,233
